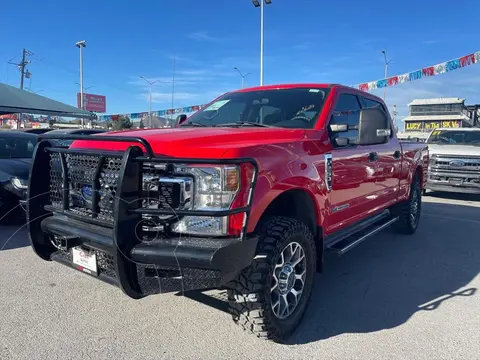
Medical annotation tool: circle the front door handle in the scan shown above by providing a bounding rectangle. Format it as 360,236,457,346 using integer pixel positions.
368,152,378,162
393,150,401,159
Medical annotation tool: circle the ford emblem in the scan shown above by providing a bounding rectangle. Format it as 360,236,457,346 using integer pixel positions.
449,160,465,167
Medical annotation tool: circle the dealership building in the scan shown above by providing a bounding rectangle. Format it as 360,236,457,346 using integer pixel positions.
400,97,479,140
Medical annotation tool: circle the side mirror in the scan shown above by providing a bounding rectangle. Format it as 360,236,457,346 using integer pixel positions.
358,108,390,145
176,114,187,125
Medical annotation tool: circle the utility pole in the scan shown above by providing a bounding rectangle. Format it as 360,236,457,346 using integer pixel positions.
171,52,176,111
8,49,33,128
381,50,392,103
76,40,87,128
8,48,33,90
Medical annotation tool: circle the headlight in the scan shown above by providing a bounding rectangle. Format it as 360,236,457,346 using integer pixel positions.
11,177,28,190
171,165,240,236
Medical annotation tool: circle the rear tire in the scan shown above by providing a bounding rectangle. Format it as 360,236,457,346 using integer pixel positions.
227,216,316,343
392,175,422,234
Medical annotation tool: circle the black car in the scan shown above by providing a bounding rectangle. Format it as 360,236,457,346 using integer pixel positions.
0,131,37,220
46,128,108,146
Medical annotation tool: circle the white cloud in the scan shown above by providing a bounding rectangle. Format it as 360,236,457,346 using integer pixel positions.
187,31,220,42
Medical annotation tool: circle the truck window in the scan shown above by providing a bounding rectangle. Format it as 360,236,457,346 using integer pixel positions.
363,97,385,111
330,94,361,144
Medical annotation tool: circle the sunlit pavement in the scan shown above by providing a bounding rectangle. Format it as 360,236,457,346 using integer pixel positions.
0,194,479,360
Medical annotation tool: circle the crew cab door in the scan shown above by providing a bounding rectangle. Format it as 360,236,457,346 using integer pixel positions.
325,93,377,235
360,96,402,208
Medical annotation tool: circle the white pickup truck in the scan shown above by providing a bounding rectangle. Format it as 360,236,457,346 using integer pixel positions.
425,128,480,194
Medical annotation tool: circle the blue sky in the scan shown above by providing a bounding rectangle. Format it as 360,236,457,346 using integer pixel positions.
3,0,480,126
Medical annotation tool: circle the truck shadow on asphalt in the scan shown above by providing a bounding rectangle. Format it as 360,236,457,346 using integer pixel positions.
184,200,479,345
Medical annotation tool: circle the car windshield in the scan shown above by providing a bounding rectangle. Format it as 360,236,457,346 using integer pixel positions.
183,88,330,129
0,134,37,159
427,130,480,145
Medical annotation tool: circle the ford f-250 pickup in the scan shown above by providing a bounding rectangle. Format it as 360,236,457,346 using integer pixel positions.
425,127,480,194
27,84,428,343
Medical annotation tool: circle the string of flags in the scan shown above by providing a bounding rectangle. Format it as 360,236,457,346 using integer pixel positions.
353,50,480,91
100,50,480,121
99,104,206,122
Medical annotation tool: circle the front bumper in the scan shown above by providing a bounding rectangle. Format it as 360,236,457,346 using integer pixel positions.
27,136,258,298
426,170,480,194
40,215,258,296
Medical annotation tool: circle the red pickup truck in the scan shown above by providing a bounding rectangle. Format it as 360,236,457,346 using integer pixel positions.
27,84,428,343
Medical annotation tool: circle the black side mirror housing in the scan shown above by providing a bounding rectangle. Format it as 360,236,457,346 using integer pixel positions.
176,114,187,126
358,108,390,145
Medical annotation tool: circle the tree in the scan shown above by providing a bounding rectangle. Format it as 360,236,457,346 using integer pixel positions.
112,116,133,131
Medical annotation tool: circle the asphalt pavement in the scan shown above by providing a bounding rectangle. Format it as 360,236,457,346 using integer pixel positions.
0,194,479,360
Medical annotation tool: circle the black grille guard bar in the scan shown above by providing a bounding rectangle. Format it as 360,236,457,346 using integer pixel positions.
38,134,156,158
28,135,259,298
29,135,259,235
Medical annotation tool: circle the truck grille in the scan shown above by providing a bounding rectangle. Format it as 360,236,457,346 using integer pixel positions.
431,155,480,173
48,153,185,224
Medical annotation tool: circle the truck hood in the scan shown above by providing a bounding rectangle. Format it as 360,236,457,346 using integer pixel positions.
70,127,307,158
428,144,480,157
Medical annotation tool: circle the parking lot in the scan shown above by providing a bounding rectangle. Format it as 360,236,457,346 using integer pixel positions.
0,194,479,360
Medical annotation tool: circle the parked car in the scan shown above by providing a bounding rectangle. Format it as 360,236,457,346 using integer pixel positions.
425,127,480,194
27,84,428,342
0,131,37,220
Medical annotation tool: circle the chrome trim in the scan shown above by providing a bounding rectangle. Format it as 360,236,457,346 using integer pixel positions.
325,153,333,192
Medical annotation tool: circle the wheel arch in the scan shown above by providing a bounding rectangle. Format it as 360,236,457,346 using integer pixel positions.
253,188,324,272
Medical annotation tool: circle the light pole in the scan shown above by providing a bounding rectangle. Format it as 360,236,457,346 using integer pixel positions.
252,0,272,86
140,76,161,121
234,67,251,89
381,49,392,103
76,40,86,127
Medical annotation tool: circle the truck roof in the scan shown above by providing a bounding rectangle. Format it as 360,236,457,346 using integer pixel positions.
234,83,385,103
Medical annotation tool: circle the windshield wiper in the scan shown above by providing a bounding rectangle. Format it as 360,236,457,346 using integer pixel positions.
180,122,208,127
218,121,274,128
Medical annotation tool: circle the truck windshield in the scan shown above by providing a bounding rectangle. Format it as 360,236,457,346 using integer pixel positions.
428,130,480,145
182,88,330,129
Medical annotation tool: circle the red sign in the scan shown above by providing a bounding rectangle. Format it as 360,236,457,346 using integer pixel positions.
77,93,106,113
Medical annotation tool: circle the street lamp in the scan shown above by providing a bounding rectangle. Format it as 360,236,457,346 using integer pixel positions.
234,67,251,89
76,40,86,127
76,83,95,92
140,76,162,121
381,49,392,103
251,0,272,86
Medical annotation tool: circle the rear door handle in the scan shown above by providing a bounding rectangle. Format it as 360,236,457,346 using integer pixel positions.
393,150,401,159
368,152,378,162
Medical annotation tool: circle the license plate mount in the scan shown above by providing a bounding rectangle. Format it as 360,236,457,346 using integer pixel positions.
72,247,98,276
449,178,464,186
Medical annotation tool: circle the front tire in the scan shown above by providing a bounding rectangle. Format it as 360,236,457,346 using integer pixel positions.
392,175,422,234
227,217,316,343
